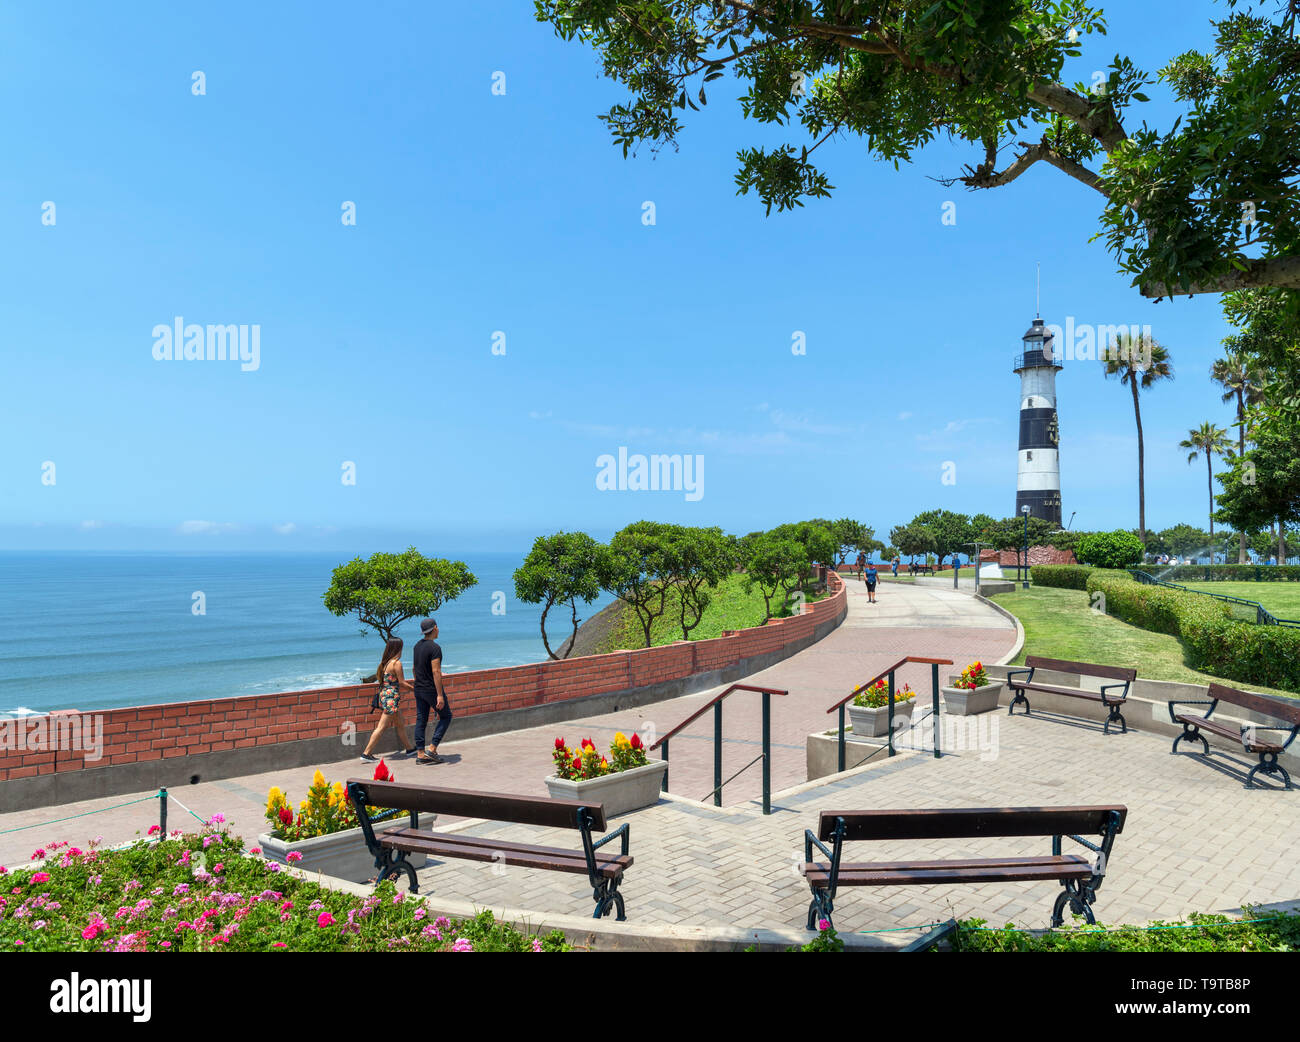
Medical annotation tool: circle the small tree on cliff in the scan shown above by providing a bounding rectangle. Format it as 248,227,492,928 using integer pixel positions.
513,531,607,660
600,520,678,648
323,548,477,676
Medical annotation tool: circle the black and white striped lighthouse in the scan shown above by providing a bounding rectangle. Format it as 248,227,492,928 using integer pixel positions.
1013,317,1063,524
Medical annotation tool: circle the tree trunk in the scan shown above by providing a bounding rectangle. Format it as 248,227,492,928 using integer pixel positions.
1279,519,1286,565
1206,451,1214,538
1131,378,1146,545
539,599,558,660
1237,388,1248,564
564,599,579,659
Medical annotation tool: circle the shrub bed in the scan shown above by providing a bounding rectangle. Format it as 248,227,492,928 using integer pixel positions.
0,823,570,953
955,911,1300,952
1086,570,1300,692
1028,564,1093,590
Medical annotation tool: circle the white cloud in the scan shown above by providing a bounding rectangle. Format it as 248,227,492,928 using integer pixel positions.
898,411,913,421
79,520,106,530
177,520,237,535
272,523,297,535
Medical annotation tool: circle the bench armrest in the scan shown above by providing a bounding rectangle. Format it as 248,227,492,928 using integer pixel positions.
804,828,835,864
1099,682,1130,704
592,822,630,858
1005,667,1034,686
1167,699,1217,724
1241,724,1300,752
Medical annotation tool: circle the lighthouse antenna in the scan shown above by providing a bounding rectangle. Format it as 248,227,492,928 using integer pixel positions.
1036,263,1041,318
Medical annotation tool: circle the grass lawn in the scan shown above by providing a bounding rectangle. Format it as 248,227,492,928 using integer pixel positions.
603,572,825,651
1177,581,1300,621
987,585,1299,699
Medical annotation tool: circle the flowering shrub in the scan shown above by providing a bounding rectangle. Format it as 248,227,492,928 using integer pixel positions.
552,733,648,781
954,661,989,690
265,762,396,841
0,824,569,953
851,679,914,709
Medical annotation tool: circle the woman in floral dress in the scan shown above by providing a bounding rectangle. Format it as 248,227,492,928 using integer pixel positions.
361,637,417,762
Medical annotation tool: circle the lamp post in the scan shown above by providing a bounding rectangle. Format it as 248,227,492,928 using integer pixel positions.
1021,504,1031,589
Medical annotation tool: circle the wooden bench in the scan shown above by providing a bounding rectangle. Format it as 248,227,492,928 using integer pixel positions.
1006,656,1137,734
1169,682,1300,789
800,805,1127,931
346,779,633,919
908,563,935,576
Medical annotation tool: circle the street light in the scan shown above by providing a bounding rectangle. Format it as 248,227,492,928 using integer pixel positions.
1021,504,1031,590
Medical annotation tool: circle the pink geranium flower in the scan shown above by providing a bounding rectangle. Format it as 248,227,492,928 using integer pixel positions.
285,852,302,864
316,912,335,927
30,872,49,884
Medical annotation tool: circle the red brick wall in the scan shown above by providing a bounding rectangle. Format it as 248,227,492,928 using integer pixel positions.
0,574,846,781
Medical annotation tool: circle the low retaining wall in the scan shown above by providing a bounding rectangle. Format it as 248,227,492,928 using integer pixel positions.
0,575,848,811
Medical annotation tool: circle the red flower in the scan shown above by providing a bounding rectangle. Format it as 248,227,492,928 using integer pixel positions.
278,807,293,826
374,760,390,782
571,756,582,770
630,733,643,750
581,738,594,750
554,737,565,750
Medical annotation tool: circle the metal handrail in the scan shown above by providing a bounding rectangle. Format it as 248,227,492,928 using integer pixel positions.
827,656,954,770
650,682,788,814
827,657,953,712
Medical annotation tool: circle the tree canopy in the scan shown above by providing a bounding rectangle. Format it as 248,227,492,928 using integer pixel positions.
323,548,477,645
538,0,1300,297
513,531,608,659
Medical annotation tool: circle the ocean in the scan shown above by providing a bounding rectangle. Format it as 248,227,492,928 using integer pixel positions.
0,552,613,715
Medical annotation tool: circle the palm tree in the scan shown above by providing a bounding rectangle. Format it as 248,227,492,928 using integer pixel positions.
1102,334,1175,547
1210,349,1262,562
1179,422,1230,538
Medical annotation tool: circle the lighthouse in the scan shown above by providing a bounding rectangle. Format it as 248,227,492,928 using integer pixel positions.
1014,318,1063,524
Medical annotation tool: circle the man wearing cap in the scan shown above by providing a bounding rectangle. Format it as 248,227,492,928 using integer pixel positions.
412,618,452,765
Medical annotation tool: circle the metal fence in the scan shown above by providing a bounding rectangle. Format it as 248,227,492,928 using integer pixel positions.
1128,570,1300,627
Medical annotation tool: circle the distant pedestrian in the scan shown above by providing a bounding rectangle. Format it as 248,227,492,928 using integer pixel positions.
855,551,866,578
891,556,899,578
413,618,452,765
865,562,878,603
361,638,416,763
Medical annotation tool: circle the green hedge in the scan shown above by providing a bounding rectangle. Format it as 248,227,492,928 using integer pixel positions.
1028,564,1093,590
1086,570,1300,692
955,911,1300,952
1152,564,1300,582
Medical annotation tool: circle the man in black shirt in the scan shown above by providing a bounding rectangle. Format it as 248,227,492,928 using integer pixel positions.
412,617,452,764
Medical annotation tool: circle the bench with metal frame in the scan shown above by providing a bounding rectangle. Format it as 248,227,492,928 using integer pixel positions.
1005,655,1137,734
800,805,1127,931
1169,682,1300,789
346,779,633,919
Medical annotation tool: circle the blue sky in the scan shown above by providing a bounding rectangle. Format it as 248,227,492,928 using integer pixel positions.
0,0,1245,554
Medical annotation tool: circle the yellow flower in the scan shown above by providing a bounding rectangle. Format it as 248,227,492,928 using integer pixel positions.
613,732,629,749
312,770,327,789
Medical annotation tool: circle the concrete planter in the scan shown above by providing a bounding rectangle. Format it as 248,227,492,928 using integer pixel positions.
847,700,915,740
257,813,430,883
545,759,668,817
941,681,1003,717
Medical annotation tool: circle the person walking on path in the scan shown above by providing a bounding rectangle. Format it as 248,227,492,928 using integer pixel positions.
864,561,878,604
855,550,867,580
361,637,417,763
413,618,452,765
891,556,899,578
